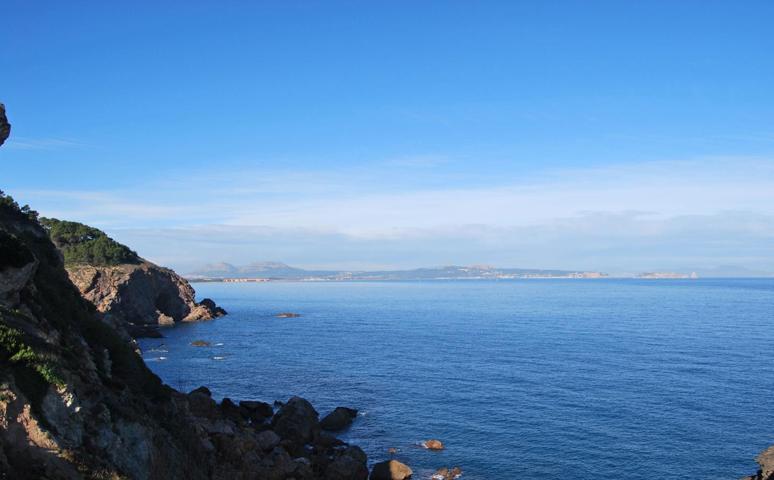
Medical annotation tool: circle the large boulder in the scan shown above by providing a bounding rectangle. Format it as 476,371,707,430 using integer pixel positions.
271,396,320,449
369,460,413,480
255,430,281,452
325,446,368,480
240,400,274,423
320,406,358,432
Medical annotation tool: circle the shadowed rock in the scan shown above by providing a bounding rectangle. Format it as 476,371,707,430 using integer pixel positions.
0,103,10,147
320,406,358,432
271,396,320,451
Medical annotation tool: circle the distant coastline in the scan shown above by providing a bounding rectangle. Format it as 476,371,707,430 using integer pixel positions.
183,262,774,282
185,263,611,282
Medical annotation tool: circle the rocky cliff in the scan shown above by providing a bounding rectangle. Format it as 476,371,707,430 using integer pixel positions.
40,218,225,335
0,111,368,479
0,192,369,480
66,261,225,329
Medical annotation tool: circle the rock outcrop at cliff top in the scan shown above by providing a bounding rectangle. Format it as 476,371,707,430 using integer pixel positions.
40,217,225,332
0,104,10,147
0,193,367,478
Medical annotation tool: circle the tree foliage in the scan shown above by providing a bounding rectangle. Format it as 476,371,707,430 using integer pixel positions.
40,217,140,266
0,189,38,221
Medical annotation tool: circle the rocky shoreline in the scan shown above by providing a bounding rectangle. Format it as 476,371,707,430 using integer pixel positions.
0,188,374,479
0,103,769,480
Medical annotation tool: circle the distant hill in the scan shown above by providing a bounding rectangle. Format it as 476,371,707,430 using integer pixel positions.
190,261,322,279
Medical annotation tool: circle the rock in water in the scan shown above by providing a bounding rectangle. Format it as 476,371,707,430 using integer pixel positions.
369,460,413,480
320,406,359,431
744,445,774,480
433,466,463,480
276,312,301,318
422,439,445,450
0,103,10,146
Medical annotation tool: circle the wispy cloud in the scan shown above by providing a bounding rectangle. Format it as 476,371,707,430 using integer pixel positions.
9,155,774,272
5,137,87,151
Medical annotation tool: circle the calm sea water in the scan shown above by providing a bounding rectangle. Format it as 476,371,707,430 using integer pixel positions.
138,279,774,479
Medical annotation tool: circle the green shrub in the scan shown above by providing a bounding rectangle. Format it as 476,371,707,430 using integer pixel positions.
0,321,65,388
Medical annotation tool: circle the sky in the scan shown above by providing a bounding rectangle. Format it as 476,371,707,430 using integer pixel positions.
2,1,774,275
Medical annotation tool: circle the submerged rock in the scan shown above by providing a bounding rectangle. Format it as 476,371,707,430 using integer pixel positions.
320,407,358,431
369,460,413,480
191,340,211,347
276,312,301,318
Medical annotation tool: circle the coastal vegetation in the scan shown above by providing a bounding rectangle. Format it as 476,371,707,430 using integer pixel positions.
39,217,140,266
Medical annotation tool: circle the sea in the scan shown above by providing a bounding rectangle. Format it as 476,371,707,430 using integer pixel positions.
137,278,774,479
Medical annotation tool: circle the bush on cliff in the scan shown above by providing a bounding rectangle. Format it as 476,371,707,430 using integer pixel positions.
39,217,140,266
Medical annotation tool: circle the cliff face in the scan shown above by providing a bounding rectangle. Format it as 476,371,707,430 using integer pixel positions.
40,218,225,334
67,262,226,328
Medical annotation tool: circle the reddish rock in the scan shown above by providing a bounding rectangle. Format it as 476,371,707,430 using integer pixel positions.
422,439,445,451
369,460,412,480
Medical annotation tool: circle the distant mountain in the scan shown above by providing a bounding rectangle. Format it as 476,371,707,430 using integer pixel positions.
195,262,240,276
239,261,308,277
187,262,607,281
189,261,334,279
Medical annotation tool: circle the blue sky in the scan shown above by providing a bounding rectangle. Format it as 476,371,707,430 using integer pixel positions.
2,1,774,274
